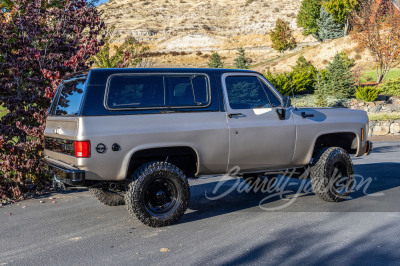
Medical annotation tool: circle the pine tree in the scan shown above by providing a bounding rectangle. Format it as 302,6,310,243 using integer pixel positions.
271,19,297,54
234,48,250,69
297,0,322,36
316,7,345,41
323,0,358,35
208,52,224,68
314,73,327,107
291,56,318,94
322,52,355,99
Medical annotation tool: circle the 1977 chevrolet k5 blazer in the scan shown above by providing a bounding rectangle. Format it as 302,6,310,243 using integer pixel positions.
44,68,373,227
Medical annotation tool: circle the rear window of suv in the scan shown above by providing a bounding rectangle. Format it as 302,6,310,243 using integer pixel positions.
106,74,210,109
53,79,87,116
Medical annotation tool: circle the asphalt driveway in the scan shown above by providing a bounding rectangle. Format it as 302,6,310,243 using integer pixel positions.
1,141,400,265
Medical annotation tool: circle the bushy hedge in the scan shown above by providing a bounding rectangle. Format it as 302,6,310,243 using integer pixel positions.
379,77,400,96
265,56,318,96
355,86,380,102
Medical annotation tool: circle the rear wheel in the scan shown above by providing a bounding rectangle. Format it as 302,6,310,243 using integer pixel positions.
89,187,125,206
125,162,190,227
310,147,354,202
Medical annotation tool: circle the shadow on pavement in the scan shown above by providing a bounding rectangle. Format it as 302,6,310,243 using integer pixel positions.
180,162,400,224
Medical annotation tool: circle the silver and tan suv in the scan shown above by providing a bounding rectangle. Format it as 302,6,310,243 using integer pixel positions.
44,68,372,227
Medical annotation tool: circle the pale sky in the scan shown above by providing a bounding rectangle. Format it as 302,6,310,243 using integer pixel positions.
96,0,109,6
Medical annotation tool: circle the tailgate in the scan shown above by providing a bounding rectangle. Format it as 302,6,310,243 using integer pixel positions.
44,117,80,165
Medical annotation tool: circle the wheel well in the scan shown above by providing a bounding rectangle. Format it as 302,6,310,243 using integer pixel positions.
128,147,198,178
313,133,358,154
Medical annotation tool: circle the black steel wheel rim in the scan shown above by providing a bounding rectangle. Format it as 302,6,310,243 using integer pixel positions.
144,178,178,215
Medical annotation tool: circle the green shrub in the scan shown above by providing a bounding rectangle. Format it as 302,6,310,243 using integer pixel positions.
355,86,380,102
292,94,350,107
292,56,318,94
265,71,295,96
265,56,318,96
379,77,400,96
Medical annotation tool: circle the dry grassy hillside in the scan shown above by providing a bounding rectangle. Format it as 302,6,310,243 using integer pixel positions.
98,0,376,71
98,0,320,67
253,35,374,74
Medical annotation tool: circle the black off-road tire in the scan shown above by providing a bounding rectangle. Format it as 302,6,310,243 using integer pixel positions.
243,173,277,191
310,147,354,202
125,162,190,228
89,187,125,206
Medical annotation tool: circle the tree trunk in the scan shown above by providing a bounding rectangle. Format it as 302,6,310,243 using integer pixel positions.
344,19,349,36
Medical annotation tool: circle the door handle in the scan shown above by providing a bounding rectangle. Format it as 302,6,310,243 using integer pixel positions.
301,112,314,119
227,113,243,118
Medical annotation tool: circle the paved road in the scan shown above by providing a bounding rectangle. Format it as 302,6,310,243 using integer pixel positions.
1,141,400,265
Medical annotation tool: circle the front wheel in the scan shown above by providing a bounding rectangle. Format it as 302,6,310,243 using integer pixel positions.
310,147,354,202
125,162,190,227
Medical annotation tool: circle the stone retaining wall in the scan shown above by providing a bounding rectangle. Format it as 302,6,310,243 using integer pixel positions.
348,97,400,136
348,97,400,113
369,120,400,136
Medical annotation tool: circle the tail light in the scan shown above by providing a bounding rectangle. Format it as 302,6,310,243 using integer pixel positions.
75,141,90,158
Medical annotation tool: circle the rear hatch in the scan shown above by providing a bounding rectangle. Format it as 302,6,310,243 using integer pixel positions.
44,76,88,166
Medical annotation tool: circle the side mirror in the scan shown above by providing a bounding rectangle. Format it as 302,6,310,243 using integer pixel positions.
282,96,291,108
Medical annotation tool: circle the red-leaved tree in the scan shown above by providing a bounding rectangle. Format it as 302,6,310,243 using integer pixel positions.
0,0,105,199
351,0,400,83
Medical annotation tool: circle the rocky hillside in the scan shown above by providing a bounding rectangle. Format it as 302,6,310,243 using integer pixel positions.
97,0,321,67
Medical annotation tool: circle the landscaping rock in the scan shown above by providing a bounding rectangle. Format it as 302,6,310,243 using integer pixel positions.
373,123,390,136
370,104,382,113
390,123,400,134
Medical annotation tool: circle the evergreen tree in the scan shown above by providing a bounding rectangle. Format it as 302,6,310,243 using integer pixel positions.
314,73,327,107
208,52,224,68
291,56,318,93
270,19,297,54
316,7,344,41
234,48,250,69
323,0,358,35
322,52,355,98
297,0,322,36
338,51,355,69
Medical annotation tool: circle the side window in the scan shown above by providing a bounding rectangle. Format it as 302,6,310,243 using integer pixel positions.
192,76,209,105
106,74,210,109
166,77,195,106
54,80,86,116
225,76,276,109
258,78,282,107
165,76,210,107
107,75,164,108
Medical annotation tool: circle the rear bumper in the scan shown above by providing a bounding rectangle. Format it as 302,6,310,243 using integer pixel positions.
45,158,86,186
364,140,373,155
